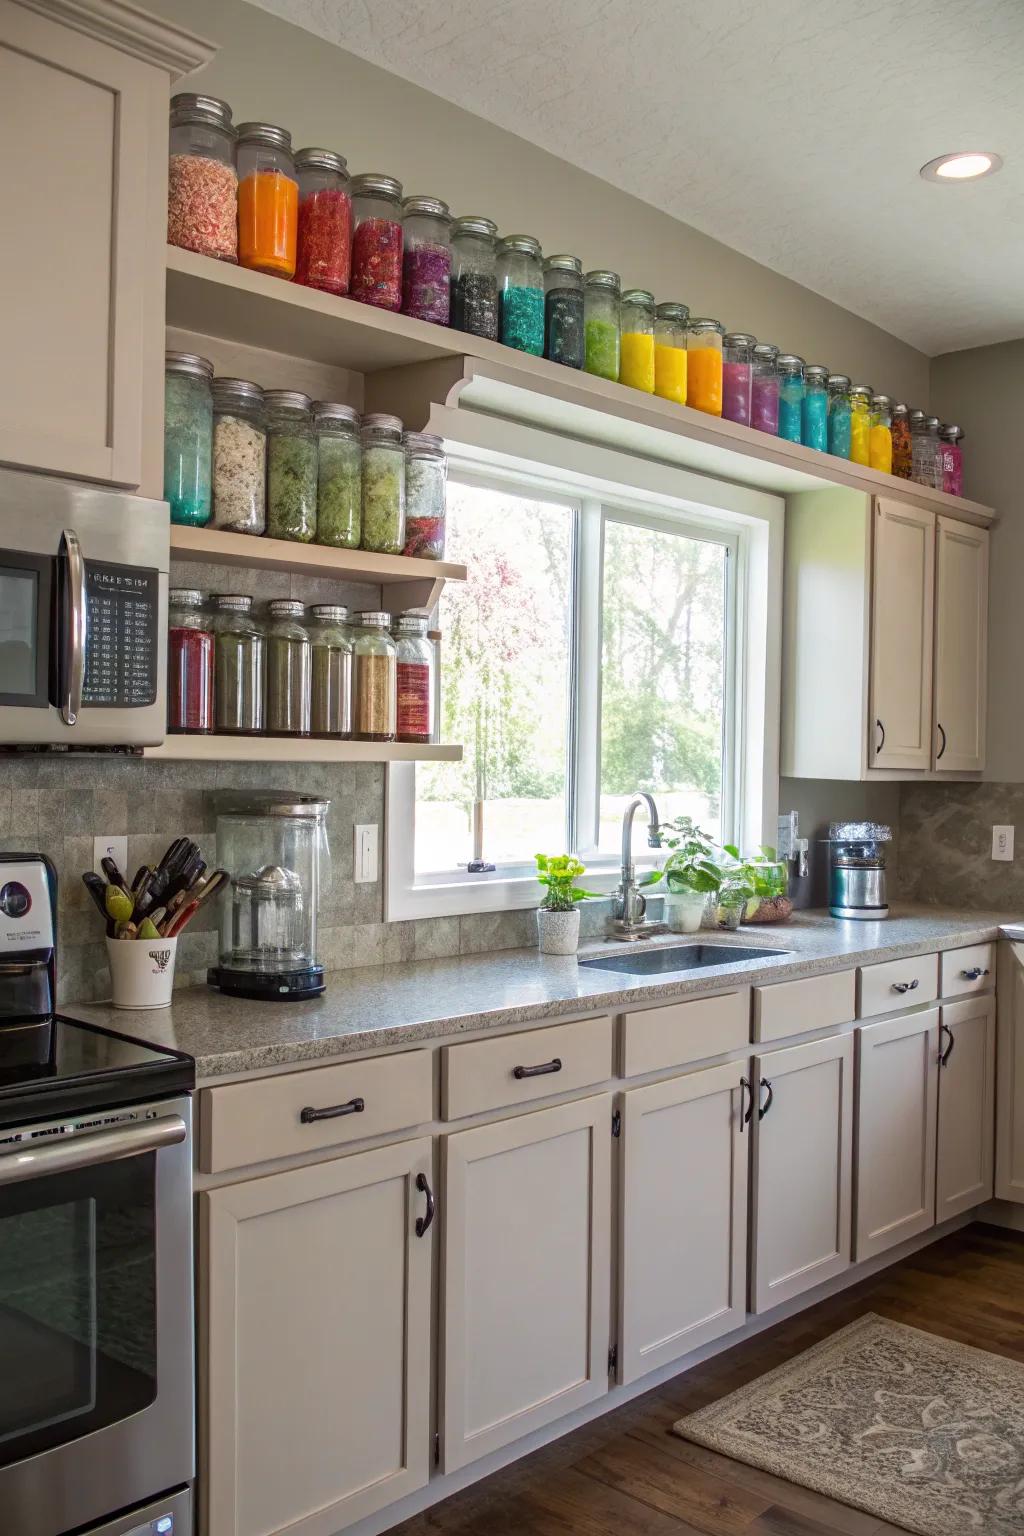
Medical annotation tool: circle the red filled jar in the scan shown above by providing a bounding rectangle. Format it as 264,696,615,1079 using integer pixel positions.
168,589,215,733
393,612,435,743
350,173,403,310
294,147,351,295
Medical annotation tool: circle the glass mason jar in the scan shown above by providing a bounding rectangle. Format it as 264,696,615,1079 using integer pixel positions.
497,235,544,355
751,343,779,434
307,605,353,738
583,271,621,382
543,254,585,369
164,351,213,526
265,390,317,542
353,612,398,741
687,319,725,416
776,354,805,443
827,374,852,458
802,364,829,452
892,402,912,479
167,589,215,734
265,599,312,736
294,147,351,296
939,424,965,497
393,612,435,743
350,173,403,310
722,333,756,426
450,216,499,339
402,195,451,324
168,93,237,261
918,415,944,488
654,302,688,405
849,385,873,466
314,401,361,549
211,377,266,535
212,594,264,734
870,394,893,474
361,414,406,553
404,431,447,559
236,122,298,279
618,289,656,393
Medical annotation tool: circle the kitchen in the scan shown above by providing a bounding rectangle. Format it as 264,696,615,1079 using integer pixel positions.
2,3,1024,1535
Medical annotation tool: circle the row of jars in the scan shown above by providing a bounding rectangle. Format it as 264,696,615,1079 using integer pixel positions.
168,592,437,743
164,353,448,555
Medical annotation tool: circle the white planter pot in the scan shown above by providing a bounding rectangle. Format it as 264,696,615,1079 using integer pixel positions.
663,889,707,934
537,906,581,955
106,935,178,1009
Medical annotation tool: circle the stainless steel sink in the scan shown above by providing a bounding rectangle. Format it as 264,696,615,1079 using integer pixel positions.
579,943,790,977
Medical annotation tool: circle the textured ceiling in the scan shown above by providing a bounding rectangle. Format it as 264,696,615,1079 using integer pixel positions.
247,0,1024,355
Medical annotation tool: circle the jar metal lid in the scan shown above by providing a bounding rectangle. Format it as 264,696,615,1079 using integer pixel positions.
357,611,393,628
925,415,941,430
264,389,312,411
753,342,779,360
724,332,757,348
585,270,621,291
940,423,964,441
403,430,445,454
872,393,892,408
294,147,349,176
351,172,403,199
361,412,403,434
166,350,213,379
267,599,307,618
394,613,430,634
850,384,874,400
235,121,292,152
543,254,582,275
657,302,690,322
805,364,830,384
498,234,542,257
402,194,451,221
776,353,805,368
892,401,909,414
213,593,253,609
313,400,360,425
170,93,234,131
213,377,264,403
688,318,726,334
827,373,851,389
621,288,655,307
169,589,205,606
309,604,350,621
452,215,497,239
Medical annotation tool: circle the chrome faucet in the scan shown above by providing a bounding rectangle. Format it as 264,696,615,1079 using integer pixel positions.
611,793,663,940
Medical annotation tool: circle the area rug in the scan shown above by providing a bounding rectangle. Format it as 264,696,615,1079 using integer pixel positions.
672,1313,1024,1535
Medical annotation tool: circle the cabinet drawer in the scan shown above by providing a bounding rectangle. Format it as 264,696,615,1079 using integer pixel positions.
754,970,855,1043
621,991,748,1077
199,1049,434,1174
940,943,994,998
857,953,939,1018
442,1016,612,1120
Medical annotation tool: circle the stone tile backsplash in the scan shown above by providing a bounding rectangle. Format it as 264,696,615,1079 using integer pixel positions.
899,781,1024,911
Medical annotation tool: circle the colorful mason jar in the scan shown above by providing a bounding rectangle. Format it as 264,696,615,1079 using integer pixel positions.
827,374,852,459
294,147,351,295
939,424,964,497
314,401,361,550
777,355,805,443
361,414,406,553
164,351,214,526
802,364,829,452
722,333,756,426
401,195,451,324
543,254,585,368
870,395,893,474
849,385,873,466
265,390,317,542
583,270,621,381
497,235,544,355
687,319,725,416
211,377,266,535
619,289,656,392
236,122,298,278
654,302,688,404
751,344,779,434
892,403,912,479
450,216,499,339
350,173,404,310
167,93,237,261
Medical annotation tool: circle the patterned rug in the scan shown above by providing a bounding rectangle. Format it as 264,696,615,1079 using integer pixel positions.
673,1314,1024,1535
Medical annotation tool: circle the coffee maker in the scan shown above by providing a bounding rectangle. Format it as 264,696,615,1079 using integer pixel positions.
827,822,892,920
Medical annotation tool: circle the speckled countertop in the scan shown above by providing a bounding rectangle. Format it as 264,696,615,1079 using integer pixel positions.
65,906,1018,1082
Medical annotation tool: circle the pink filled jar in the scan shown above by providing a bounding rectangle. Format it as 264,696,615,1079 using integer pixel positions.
722,333,756,426
350,173,403,310
939,424,964,497
751,343,779,434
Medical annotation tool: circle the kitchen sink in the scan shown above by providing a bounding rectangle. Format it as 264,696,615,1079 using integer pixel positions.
579,943,790,977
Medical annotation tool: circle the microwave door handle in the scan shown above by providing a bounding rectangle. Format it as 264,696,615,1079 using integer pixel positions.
59,527,86,726
0,1114,186,1187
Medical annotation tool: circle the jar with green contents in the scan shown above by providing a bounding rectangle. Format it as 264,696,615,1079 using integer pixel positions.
164,351,213,525
654,302,688,404
307,605,353,738
212,594,264,734
403,431,447,560
619,289,656,393
313,401,361,549
360,414,406,553
497,234,544,355
265,598,311,736
265,390,317,542
584,270,621,381
211,377,265,535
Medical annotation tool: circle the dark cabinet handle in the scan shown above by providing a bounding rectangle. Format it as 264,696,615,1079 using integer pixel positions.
892,979,919,995
300,1097,365,1124
758,1077,774,1120
939,1023,956,1067
415,1171,435,1237
740,1075,753,1130
876,719,885,753
937,722,947,760
513,1057,562,1080
961,966,989,981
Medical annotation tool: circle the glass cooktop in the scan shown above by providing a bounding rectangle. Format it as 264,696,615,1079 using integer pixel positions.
0,1017,194,1129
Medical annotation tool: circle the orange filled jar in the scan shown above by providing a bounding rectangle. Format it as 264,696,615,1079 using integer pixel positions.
237,122,298,278
687,318,725,415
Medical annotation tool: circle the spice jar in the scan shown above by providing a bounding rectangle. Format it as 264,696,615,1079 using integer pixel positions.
350,173,403,310
751,344,779,434
939,424,964,497
849,385,873,466
497,235,544,355
654,303,688,405
687,320,725,416
353,612,397,741
308,605,353,738
584,271,621,382
450,216,499,340
167,93,237,262
265,390,317,543
361,414,405,554
870,395,893,474
402,195,451,324
167,589,215,734
294,147,351,296
212,594,264,734
827,375,852,459
393,612,435,743
543,255,585,369
236,122,298,279
802,364,829,452
164,352,213,526
314,402,361,549
776,355,805,443
265,599,312,736
404,431,447,559
619,290,656,393
211,378,266,535
892,403,912,479
723,333,756,426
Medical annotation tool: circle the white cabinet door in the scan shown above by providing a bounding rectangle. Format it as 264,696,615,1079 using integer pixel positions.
937,997,995,1220
750,1034,854,1314
619,1063,748,1385
441,1094,611,1472
933,517,989,773
855,1010,939,1260
997,943,1024,1203
869,500,935,770
201,1138,434,1536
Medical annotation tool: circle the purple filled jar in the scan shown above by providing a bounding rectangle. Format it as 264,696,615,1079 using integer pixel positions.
401,194,451,325
722,333,756,426
751,343,779,434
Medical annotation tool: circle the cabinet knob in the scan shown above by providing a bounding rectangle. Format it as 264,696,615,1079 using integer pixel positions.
960,966,989,981
891,979,919,995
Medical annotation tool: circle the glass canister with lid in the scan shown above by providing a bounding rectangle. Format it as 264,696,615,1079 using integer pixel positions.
911,414,943,488
802,364,829,452
402,195,451,324
168,93,237,261
722,333,756,426
265,390,317,542
939,424,964,497
450,216,499,339
687,319,725,416
313,402,361,549
751,344,779,434
404,431,447,559
167,589,215,734
827,374,852,458
892,402,912,479
870,395,893,474
619,290,656,393
849,385,873,466
265,599,312,736
776,355,805,442
211,378,266,535
393,612,435,743
165,351,213,526
350,173,404,310
654,303,688,404
584,271,621,382
212,594,265,734
353,612,398,741
308,605,353,738
497,235,544,355
543,255,585,369
236,122,298,279
361,414,406,553
294,147,351,296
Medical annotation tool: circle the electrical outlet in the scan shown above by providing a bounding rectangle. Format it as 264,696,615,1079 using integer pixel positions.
94,834,128,879
354,824,379,884
992,825,1015,862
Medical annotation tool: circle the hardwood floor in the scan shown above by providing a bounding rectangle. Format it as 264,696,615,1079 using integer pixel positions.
390,1223,1024,1536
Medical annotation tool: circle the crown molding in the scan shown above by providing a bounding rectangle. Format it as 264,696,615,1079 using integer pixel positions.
16,0,217,77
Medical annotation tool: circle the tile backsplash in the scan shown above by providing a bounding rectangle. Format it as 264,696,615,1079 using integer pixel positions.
900,781,1024,911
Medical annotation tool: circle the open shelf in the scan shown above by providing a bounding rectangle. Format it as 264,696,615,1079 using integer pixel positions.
145,735,462,764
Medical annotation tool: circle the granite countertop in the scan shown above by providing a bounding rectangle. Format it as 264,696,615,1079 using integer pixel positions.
65,906,1018,1082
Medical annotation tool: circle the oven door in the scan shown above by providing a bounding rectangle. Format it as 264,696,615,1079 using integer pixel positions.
0,1097,193,1536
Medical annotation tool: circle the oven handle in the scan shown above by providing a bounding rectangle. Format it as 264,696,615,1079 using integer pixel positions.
59,526,87,727
0,1114,186,1187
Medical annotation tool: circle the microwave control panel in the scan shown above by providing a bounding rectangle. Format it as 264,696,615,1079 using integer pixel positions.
81,560,158,708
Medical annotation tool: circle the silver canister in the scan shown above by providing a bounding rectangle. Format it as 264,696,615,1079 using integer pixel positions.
827,821,891,919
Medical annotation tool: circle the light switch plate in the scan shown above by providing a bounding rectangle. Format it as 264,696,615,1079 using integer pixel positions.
94,834,128,879
992,825,1014,862
354,824,379,884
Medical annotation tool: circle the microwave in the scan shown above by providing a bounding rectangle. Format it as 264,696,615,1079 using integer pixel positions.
0,468,169,747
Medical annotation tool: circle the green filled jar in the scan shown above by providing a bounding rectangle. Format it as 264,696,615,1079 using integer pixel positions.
360,413,405,554
314,401,361,548
583,270,620,382
266,389,317,542
164,351,213,525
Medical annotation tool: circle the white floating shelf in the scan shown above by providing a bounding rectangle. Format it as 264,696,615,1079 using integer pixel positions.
145,736,462,764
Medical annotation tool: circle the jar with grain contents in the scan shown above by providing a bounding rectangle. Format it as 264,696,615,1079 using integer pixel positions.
314,401,361,549
212,594,264,734
353,612,397,741
450,216,499,339
265,599,312,736
402,195,452,324
350,173,404,310
403,431,447,560
360,414,405,554
891,403,912,479
543,255,584,369
497,235,544,355
265,390,317,542
211,378,266,535
294,147,352,295
393,612,435,743
167,93,237,261
584,270,621,381
307,605,353,738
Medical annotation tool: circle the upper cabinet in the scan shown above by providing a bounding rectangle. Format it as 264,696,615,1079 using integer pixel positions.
933,516,989,773
869,501,935,771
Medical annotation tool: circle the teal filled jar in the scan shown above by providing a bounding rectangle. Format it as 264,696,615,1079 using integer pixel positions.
497,234,544,355
164,351,214,525
777,355,805,443
827,374,852,459
802,364,829,452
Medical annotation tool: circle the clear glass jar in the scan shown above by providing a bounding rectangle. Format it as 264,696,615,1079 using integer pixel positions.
687,319,725,416
294,147,351,296
307,605,353,738
776,354,805,443
236,122,298,279
912,414,944,488
892,403,912,479
497,234,544,355
583,271,621,382
168,93,237,262
361,414,405,553
212,377,266,535
939,424,964,497
543,255,584,369
869,394,893,474
402,195,451,324
802,364,829,452
350,173,403,310
654,302,688,405
353,612,397,741
212,594,264,734
827,374,852,459
167,589,215,734
751,344,779,434
393,612,436,743
450,216,499,340
849,385,873,466
164,351,213,526
265,599,311,736
619,290,656,393
265,390,317,542
404,431,447,559
314,401,361,549
723,333,756,426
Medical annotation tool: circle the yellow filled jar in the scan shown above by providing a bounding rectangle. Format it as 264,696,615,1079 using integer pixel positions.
619,289,656,392
869,394,893,474
654,301,688,404
687,318,725,415
849,384,873,466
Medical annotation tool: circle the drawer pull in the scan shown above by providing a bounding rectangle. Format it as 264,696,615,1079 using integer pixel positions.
960,966,989,981
415,1171,435,1237
891,979,919,995
757,1077,774,1120
300,1097,365,1124
939,1023,956,1067
512,1057,563,1080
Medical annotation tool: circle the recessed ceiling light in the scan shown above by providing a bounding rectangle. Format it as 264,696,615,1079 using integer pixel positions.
920,151,1003,183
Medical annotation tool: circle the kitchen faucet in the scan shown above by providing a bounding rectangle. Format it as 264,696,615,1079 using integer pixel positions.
611,793,664,940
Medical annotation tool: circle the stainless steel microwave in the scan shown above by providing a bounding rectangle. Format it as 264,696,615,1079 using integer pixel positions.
0,469,169,747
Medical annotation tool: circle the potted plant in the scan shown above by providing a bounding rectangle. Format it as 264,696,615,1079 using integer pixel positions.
740,847,793,924
650,818,724,933
534,854,599,955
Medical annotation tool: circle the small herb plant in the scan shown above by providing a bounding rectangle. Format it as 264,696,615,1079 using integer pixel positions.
651,818,724,896
534,854,600,912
